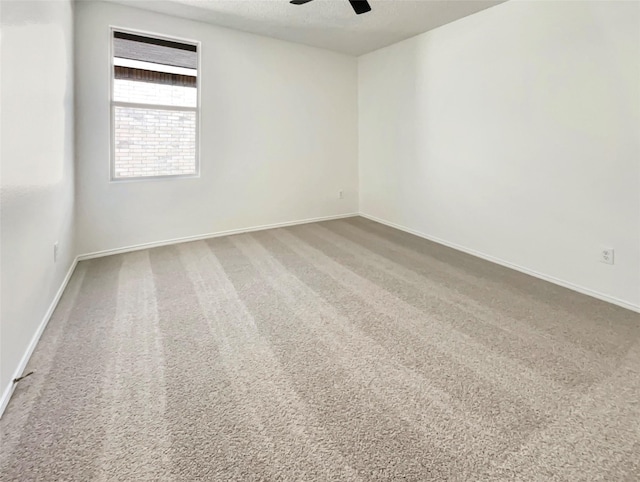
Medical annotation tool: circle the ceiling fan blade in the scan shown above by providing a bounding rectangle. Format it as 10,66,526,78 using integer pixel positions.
347,0,371,15
290,0,314,4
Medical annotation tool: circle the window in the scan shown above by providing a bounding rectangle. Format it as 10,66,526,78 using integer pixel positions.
111,29,199,180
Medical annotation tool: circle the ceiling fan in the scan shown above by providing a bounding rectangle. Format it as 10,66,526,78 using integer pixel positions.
290,0,372,15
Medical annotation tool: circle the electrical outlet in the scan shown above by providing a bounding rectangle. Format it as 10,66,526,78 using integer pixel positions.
600,248,614,265
53,242,59,262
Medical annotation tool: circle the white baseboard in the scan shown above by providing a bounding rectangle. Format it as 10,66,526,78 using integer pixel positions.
2,210,633,419
359,213,640,314
0,212,357,418
78,213,359,261
0,256,80,418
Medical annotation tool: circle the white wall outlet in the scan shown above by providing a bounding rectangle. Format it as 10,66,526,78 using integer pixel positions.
600,248,614,265
339,190,344,199
53,242,59,262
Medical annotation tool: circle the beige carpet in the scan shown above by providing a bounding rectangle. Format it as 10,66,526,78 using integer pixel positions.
1,217,639,481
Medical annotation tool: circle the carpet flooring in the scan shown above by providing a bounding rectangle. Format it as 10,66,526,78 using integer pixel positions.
1,217,639,481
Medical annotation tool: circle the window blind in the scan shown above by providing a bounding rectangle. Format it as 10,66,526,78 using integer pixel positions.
113,31,197,69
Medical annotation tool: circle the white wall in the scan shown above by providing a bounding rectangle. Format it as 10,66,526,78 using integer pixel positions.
359,0,640,309
75,1,358,255
0,0,76,406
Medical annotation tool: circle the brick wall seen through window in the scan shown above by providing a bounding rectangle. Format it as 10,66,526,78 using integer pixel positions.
111,30,198,180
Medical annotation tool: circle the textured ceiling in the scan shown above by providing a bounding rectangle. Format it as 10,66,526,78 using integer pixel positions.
103,0,506,55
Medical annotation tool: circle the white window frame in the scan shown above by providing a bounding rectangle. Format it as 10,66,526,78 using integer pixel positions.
109,26,201,182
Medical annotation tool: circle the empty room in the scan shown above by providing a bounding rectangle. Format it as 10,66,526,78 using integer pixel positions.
1,0,639,479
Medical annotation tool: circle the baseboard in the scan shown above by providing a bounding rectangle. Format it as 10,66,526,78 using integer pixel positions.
1,213,356,418
78,213,359,261
0,256,80,418
359,213,640,314
3,210,632,419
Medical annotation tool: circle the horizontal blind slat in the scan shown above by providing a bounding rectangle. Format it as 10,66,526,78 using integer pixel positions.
113,37,197,69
